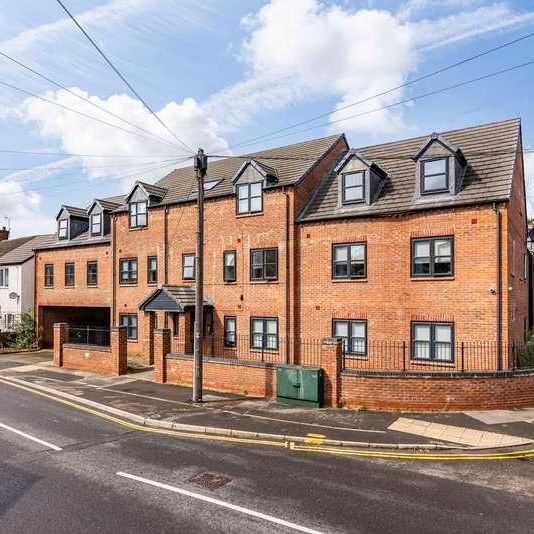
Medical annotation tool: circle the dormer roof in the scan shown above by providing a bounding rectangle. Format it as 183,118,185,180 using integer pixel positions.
413,132,467,165
334,150,388,179
124,181,168,204
56,205,88,220
231,159,278,184
87,197,123,213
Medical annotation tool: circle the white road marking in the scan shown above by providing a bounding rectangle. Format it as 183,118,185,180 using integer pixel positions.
117,471,324,534
0,421,62,451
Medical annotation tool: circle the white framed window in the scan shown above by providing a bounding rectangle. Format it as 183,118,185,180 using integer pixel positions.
58,219,68,239
90,213,102,235
182,253,195,280
333,319,367,356
0,267,9,288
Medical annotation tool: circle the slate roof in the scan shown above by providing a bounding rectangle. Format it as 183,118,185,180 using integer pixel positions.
61,205,88,218
0,236,35,261
113,134,344,211
298,118,521,222
92,197,124,211
139,285,213,312
0,234,57,265
32,232,111,251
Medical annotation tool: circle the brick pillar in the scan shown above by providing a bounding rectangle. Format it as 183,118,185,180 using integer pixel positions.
321,337,343,407
110,326,127,376
153,328,171,383
53,323,68,368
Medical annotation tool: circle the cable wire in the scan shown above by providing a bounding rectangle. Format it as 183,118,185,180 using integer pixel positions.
0,50,190,153
55,0,195,154
226,30,534,151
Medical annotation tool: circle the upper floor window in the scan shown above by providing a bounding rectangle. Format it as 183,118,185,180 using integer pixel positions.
182,253,195,280
250,248,278,281
412,237,453,277
332,243,366,279
129,201,147,228
412,321,454,362
147,256,158,284
90,213,102,236
0,267,9,288
341,171,364,204
87,261,98,286
237,182,262,214
58,219,68,240
333,319,367,356
223,250,236,282
421,158,448,194
251,317,278,350
119,258,138,284
44,264,54,287
65,263,75,287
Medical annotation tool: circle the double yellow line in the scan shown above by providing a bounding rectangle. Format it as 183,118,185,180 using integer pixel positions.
1,377,533,461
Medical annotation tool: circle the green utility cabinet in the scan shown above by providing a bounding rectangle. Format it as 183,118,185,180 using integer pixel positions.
276,366,323,407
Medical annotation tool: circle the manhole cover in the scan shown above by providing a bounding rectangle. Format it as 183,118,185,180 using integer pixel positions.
187,472,232,490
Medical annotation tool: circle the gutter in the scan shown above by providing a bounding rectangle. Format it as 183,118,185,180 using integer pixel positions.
284,187,291,365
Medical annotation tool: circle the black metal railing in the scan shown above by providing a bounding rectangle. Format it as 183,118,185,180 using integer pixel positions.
341,340,534,374
176,334,323,367
67,325,110,347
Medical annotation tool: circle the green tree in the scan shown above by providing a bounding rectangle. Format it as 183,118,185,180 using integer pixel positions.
10,309,40,350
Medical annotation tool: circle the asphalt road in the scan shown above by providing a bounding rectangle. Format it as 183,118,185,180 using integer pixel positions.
0,381,534,533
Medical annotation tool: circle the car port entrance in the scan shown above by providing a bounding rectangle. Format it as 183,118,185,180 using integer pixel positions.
38,306,111,348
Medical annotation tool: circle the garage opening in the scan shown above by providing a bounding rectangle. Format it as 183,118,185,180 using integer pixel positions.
39,306,111,348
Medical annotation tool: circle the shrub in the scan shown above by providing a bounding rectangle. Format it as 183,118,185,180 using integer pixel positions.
10,309,40,350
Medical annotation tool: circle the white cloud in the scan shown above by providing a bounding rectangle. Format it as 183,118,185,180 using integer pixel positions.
18,88,229,186
207,0,534,141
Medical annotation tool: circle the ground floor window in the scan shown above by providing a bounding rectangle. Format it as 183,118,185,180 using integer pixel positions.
333,319,367,356
250,317,278,350
120,313,138,340
412,322,454,362
224,316,236,347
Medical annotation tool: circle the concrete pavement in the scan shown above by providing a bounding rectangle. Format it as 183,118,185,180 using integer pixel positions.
2,351,534,450
1,379,534,533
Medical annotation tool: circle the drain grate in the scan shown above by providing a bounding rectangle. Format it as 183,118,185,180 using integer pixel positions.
187,472,232,490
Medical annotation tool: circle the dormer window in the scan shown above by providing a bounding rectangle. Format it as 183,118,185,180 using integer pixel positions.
237,182,262,215
58,219,68,240
129,201,147,228
342,171,365,204
421,158,448,194
90,213,102,236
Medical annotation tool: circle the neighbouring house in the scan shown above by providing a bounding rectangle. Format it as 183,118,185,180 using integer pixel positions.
43,118,534,410
0,231,55,332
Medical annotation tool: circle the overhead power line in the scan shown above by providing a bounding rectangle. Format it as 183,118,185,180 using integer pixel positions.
0,77,183,150
226,30,534,151
231,58,534,150
0,148,183,158
0,50,191,153
55,0,195,155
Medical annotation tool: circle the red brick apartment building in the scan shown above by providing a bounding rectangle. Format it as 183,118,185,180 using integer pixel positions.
38,118,533,407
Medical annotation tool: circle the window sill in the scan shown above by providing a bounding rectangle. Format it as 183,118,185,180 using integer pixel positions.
236,212,263,219
87,285,99,288
332,278,367,283
119,283,138,287
126,339,138,343
250,279,279,284
64,286,75,289
410,276,454,281
343,354,368,359
410,359,455,367
128,226,148,232
223,281,237,285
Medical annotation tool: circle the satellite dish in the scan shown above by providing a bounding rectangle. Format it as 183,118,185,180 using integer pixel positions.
8,292,18,300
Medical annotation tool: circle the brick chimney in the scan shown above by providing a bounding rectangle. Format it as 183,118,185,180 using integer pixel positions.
0,227,9,241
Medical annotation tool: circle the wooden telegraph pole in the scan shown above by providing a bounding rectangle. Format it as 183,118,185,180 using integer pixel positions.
193,148,207,402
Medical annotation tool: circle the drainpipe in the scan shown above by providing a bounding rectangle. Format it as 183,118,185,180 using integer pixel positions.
284,188,291,365
111,214,116,328
493,202,502,370
164,206,169,284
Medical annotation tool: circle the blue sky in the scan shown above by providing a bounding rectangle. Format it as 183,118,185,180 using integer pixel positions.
0,0,534,235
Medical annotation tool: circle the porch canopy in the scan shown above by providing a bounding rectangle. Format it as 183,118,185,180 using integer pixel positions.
139,285,213,312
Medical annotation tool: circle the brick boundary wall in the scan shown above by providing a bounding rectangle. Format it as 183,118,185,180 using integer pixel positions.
164,354,278,398
341,371,534,411
53,323,127,376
